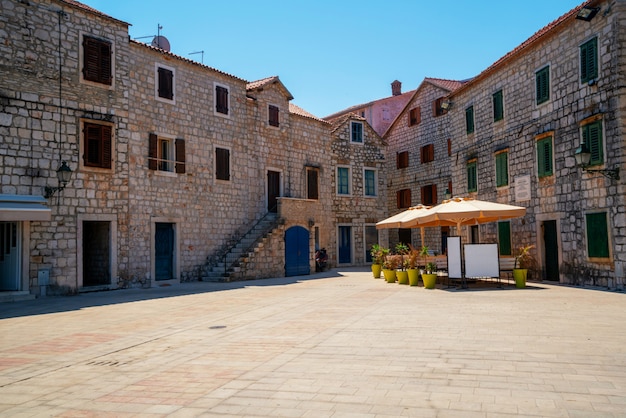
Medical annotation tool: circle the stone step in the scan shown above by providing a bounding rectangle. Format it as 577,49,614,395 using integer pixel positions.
0,291,36,303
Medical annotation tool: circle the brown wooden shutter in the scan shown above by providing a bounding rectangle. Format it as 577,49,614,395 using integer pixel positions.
99,41,112,85
175,138,185,173
158,67,173,99
307,169,318,199
102,125,112,169
448,181,453,197
83,37,112,85
216,86,228,114
216,148,230,180
432,184,437,204
148,133,158,170
420,186,425,205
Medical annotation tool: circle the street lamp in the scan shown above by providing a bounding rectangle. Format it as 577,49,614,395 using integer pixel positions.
44,161,72,198
574,143,619,180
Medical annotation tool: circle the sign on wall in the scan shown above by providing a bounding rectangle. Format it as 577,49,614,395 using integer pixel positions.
515,175,531,202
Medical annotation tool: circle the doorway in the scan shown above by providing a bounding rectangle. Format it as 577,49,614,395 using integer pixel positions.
285,226,310,276
83,221,111,287
542,220,559,281
0,222,20,291
155,222,175,281
338,225,352,264
267,170,280,213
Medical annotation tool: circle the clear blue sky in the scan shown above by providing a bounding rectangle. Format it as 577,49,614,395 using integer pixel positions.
82,0,584,118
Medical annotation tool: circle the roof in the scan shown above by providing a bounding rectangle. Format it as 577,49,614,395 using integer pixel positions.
323,88,416,120
247,76,294,101
130,40,247,83
289,103,329,124
59,0,130,26
451,0,598,97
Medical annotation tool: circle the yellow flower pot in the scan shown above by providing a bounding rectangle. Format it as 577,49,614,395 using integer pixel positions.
408,269,419,286
383,269,396,283
513,269,527,288
422,273,437,289
372,264,382,278
397,270,409,285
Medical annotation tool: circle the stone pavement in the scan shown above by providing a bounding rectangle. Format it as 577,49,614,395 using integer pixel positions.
0,268,625,418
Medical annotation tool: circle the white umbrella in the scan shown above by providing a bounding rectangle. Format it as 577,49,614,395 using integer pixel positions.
376,204,431,246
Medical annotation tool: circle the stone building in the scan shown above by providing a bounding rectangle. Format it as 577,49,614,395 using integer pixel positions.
0,0,347,298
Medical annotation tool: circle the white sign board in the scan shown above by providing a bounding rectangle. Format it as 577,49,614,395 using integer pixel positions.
515,175,531,202
447,236,462,279
464,243,499,278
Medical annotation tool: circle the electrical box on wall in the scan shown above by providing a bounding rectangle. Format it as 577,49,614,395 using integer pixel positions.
38,269,50,286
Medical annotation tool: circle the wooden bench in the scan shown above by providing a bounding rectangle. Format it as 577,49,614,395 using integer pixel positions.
499,257,516,285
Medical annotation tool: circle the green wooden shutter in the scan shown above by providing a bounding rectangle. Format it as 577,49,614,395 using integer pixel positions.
465,106,474,134
537,137,553,177
467,161,477,192
493,90,503,121
496,152,508,187
583,121,603,166
536,66,550,104
586,212,609,258
498,221,511,256
581,37,598,83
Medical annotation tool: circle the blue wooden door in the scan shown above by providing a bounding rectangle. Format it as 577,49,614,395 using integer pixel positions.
338,226,352,264
155,223,174,281
285,226,310,276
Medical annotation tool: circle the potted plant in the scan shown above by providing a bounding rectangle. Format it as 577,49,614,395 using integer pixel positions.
513,244,534,288
407,244,420,286
420,246,438,289
370,244,388,279
395,243,410,284
382,256,398,283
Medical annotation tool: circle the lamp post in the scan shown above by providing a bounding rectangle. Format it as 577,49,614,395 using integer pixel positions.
44,161,72,199
574,143,619,180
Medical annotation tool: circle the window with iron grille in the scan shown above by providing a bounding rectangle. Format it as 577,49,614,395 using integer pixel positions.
83,122,112,169
582,120,603,166
269,105,279,127
397,189,411,209
82,36,112,85
215,84,229,115
580,37,598,84
536,136,553,178
397,151,409,169
536,66,550,105
586,212,609,258
421,144,434,163
493,90,504,122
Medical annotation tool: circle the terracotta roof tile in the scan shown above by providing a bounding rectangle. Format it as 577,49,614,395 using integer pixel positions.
59,0,129,25
289,103,329,123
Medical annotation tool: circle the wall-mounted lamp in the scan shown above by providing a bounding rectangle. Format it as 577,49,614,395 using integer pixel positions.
574,143,619,180
444,188,452,200
575,6,600,21
440,100,452,111
308,219,315,228
44,161,72,198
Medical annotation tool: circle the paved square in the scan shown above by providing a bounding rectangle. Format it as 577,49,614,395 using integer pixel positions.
0,269,624,417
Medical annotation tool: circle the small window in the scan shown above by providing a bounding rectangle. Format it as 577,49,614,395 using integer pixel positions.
536,136,553,178
580,37,598,84
397,151,409,169
351,121,363,143
157,66,174,100
586,212,609,258
495,151,508,187
493,90,504,122
148,134,185,173
421,184,437,205
421,144,434,163
465,106,474,134
337,166,350,195
433,97,447,117
364,169,376,197
536,66,550,105
582,120,603,166
409,107,421,126
215,84,229,115
467,160,477,193
82,36,112,85
447,138,452,157
215,147,230,180
307,167,319,199
269,105,279,127
83,122,112,169
397,189,411,209
498,221,512,256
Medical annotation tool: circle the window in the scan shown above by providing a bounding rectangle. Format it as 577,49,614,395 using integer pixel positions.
447,138,452,156
493,90,504,121
82,36,112,85
409,107,421,126
396,151,409,169
536,66,550,105
364,169,377,197
465,106,474,134
83,122,112,168
148,134,185,173
582,120,603,166
215,147,230,180
421,144,434,163
215,84,229,115
351,121,363,143
157,66,174,100
307,167,319,199
397,189,411,209
421,184,437,205
536,136,553,178
269,105,279,127
467,159,477,192
580,37,598,84
337,166,350,195
495,151,509,187
586,212,609,258
498,221,512,256
433,97,447,117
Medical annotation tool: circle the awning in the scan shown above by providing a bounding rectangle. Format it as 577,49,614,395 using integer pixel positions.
0,194,52,222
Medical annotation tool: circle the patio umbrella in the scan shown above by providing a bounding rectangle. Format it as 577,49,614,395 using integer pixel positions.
376,204,431,246
402,197,526,232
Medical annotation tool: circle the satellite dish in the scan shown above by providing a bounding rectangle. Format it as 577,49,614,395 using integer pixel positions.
151,36,170,52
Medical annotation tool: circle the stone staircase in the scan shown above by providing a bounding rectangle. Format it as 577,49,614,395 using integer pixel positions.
201,212,282,282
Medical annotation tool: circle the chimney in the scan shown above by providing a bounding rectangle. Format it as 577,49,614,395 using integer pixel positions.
391,80,402,96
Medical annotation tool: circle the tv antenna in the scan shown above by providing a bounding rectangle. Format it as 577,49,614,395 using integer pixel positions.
189,51,204,64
